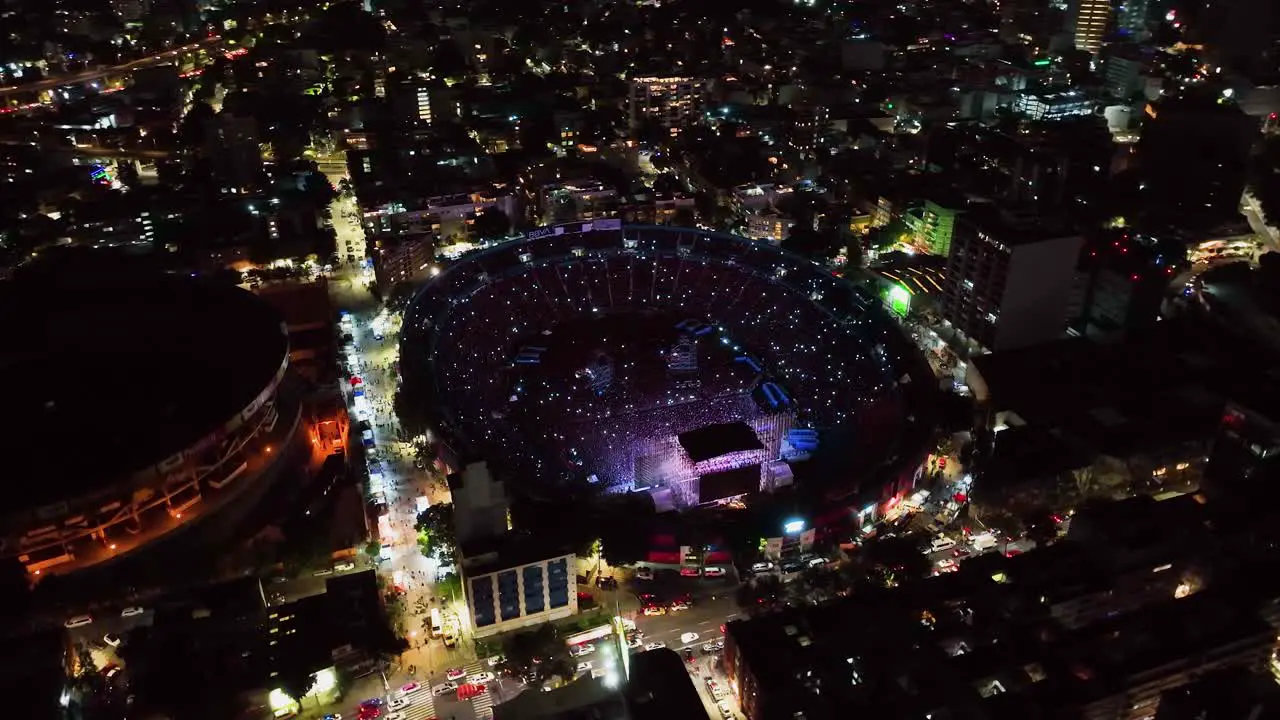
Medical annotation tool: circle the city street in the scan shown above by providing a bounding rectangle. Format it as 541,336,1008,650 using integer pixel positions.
312,171,498,718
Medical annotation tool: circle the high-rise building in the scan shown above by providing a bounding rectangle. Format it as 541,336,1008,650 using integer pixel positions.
999,0,1055,46
204,111,263,191
1067,0,1110,53
627,76,705,135
914,199,961,256
1073,231,1182,339
941,210,1083,351
371,230,435,290
1115,0,1150,38
1139,97,1258,224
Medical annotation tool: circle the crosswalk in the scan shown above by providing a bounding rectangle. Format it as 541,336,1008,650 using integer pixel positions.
463,659,495,719
399,689,435,720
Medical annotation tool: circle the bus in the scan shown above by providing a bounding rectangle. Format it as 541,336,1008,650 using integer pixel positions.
430,608,443,637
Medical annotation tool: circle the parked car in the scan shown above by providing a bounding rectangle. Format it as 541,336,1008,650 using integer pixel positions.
569,643,595,657
432,682,458,696
120,607,145,618
679,632,700,645
644,642,666,651
635,567,654,581
103,633,121,648
64,615,93,629
468,672,496,685
703,566,727,577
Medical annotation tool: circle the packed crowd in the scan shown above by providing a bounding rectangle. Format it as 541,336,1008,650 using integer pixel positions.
402,226,911,489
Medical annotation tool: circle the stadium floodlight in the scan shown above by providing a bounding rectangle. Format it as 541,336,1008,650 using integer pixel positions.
784,519,805,534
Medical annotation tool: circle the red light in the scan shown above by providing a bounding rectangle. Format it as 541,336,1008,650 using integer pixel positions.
1131,274,1140,281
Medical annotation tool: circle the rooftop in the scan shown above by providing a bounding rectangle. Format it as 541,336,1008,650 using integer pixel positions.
678,421,763,462
0,265,288,510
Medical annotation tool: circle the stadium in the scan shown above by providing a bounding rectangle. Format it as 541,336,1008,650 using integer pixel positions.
0,269,302,577
402,221,930,511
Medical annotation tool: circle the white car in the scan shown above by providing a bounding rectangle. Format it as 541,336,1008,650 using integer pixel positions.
64,615,93,629
569,643,595,657
487,655,505,667
103,633,121,648
635,567,654,580
120,607,145,618
576,661,593,673
703,566,727,577
432,682,458,696
644,642,666,651
680,632,700,645
387,698,409,710
385,713,405,720
468,672,495,685
628,638,644,649
750,562,774,573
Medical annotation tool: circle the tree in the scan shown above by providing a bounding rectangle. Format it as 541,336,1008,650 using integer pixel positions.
278,666,317,711
861,535,930,585
1024,508,1059,548
415,504,457,559
1250,135,1280,225
500,624,573,686
670,206,696,228
782,225,839,262
472,208,511,239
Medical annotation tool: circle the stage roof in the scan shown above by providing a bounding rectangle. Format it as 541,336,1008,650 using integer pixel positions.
699,464,760,503
678,421,763,462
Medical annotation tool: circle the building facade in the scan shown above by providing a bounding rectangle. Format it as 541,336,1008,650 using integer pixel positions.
942,214,1083,351
464,552,577,638
1068,0,1110,54
628,76,706,135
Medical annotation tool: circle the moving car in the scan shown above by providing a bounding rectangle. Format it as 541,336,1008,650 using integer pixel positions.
487,655,505,667
569,643,595,657
635,567,654,581
432,682,458,696
446,668,466,681
468,671,496,685
396,682,420,698
576,661,593,673
64,615,93,629
749,562,774,573
679,566,702,577
384,713,405,720
387,698,408,711
644,642,666,651
703,566,727,577
680,632,700,645
120,607,145,618
103,633,121,648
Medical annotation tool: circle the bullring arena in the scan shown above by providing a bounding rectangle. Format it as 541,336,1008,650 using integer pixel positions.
0,270,301,577
402,221,927,510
